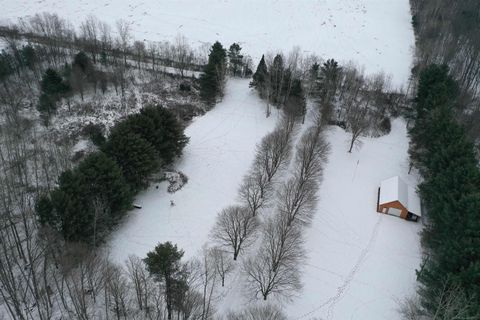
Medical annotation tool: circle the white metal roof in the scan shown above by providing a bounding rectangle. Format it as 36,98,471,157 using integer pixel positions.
379,176,421,216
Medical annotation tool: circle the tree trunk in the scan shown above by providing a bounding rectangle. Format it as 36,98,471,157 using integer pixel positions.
348,136,355,153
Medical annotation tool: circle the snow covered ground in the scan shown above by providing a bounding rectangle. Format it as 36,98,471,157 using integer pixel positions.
107,78,422,319
106,79,278,261
1,0,414,88
285,119,422,319
1,0,420,318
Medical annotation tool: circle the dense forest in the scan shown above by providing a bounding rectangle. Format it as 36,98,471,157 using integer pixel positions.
410,0,480,145
402,1,480,319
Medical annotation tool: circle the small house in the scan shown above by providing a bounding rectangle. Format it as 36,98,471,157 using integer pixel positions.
377,176,421,221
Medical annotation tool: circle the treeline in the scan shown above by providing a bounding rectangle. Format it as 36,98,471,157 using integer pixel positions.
211,116,296,260
243,123,329,300
208,95,330,302
36,105,188,244
410,0,480,143
199,41,253,106
404,65,480,318
0,13,207,75
250,51,401,152
1,13,210,126
250,51,306,119
1,14,255,125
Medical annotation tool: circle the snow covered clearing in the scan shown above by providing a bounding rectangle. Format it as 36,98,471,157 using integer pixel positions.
1,0,414,87
210,112,422,320
106,79,277,261
286,119,422,320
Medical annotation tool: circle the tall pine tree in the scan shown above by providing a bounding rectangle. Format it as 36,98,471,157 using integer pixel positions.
250,54,268,98
37,68,71,125
200,41,227,105
228,43,243,77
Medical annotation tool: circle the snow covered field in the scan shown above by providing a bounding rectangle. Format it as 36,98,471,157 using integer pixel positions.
107,79,278,261
1,0,414,87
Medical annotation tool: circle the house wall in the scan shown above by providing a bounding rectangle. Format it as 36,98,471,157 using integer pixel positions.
378,200,408,219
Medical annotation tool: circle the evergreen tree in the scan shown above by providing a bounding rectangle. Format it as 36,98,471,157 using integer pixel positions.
100,50,108,65
310,62,320,79
41,152,132,244
284,78,306,123
408,65,459,172
113,106,189,164
37,94,56,125
319,59,341,103
270,54,284,104
141,106,189,163
35,194,56,227
414,64,459,119
83,123,106,147
250,54,268,98
104,125,160,191
200,41,227,105
21,45,36,70
0,50,14,91
228,43,243,77
37,68,70,124
40,68,70,97
73,51,92,74
144,242,186,320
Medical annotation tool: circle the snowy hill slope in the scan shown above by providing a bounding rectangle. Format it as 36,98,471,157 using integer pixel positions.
1,0,414,88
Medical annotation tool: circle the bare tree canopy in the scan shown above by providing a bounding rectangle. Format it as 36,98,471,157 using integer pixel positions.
244,214,304,301
210,206,258,261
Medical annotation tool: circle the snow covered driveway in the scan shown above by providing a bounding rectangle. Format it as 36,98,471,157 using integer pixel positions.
106,79,277,262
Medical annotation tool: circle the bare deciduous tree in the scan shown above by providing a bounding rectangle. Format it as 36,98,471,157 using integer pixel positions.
190,247,218,320
400,278,480,320
294,125,329,183
80,15,100,64
174,34,193,77
211,206,258,261
210,247,234,287
133,40,146,70
238,175,266,217
126,255,152,314
244,214,304,300
254,120,295,183
116,19,131,66
346,102,369,153
277,177,318,227
105,262,130,320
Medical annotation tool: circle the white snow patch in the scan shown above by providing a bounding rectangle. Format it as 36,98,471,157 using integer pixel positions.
72,139,90,153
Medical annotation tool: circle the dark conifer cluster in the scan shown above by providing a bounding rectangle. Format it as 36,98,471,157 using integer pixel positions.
37,106,189,244
409,64,480,317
